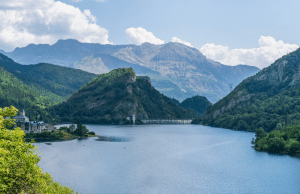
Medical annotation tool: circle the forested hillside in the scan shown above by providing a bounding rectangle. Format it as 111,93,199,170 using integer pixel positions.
0,67,55,122
53,68,196,124
0,53,97,99
202,47,300,132
180,95,211,115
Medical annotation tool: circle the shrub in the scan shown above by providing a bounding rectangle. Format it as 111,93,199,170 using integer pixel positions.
288,142,300,155
88,131,95,135
267,137,286,153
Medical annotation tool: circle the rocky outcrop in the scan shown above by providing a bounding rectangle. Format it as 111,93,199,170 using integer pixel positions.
54,68,195,124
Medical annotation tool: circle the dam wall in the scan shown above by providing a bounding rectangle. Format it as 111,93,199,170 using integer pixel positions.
141,119,192,124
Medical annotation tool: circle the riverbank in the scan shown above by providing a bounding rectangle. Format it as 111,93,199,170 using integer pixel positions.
26,132,99,143
253,126,300,157
25,128,98,143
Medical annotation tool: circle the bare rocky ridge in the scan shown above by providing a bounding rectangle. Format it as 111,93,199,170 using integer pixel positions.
0,40,259,102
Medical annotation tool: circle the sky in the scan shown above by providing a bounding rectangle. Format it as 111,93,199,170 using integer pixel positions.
0,0,299,69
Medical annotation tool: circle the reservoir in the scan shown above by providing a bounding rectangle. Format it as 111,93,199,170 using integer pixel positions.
35,125,300,194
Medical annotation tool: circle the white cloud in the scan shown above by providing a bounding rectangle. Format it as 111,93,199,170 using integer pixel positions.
71,0,104,2
0,0,111,51
200,36,299,69
84,9,97,23
171,37,192,47
125,27,164,45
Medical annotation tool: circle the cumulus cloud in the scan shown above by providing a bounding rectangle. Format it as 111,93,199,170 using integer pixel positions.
0,0,111,51
83,9,97,23
125,27,164,45
72,0,104,2
171,37,193,47
200,36,299,69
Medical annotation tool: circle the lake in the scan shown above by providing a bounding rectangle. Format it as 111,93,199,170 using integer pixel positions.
35,124,300,194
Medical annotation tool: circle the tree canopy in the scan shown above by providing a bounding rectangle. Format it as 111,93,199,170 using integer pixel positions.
0,106,74,193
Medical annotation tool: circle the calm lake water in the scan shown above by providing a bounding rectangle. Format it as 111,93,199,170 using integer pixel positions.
35,125,300,194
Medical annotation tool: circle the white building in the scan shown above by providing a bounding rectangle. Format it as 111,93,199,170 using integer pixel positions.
13,109,29,122
12,109,46,133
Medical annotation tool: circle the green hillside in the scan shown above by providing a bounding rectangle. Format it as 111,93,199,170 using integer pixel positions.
0,53,97,101
180,95,211,115
253,125,300,156
0,67,55,122
53,68,196,124
201,47,300,132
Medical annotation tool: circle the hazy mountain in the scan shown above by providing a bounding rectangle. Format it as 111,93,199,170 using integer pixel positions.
53,68,196,124
1,39,132,67
113,42,260,102
0,40,260,102
202,47,300,132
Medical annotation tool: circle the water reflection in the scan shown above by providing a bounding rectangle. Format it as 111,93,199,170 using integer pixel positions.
95,136,131,142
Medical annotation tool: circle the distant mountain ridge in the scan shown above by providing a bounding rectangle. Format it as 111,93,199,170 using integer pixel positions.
0,40,260,102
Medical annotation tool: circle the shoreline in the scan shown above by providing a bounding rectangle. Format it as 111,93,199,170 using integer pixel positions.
28,134,99,143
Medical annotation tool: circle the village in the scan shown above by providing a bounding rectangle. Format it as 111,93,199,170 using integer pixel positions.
4,109,67,133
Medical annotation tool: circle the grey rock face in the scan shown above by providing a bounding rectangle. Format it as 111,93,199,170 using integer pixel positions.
0,40,260,102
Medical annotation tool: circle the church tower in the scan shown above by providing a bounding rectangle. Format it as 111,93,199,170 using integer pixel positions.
21,109,25,116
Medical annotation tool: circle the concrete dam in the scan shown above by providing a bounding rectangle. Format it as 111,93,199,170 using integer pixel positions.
141,119,192,124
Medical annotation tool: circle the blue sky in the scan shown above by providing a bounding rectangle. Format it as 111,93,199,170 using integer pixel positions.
0,0,299,68
60,0,300,48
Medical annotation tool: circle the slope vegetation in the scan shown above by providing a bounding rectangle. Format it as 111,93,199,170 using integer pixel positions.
53,68,196,124
0,67,55,122
180,95,211,115
0,53,97,99
202,47,300,132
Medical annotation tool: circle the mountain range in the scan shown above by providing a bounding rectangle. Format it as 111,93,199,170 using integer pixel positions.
0,39,260,102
